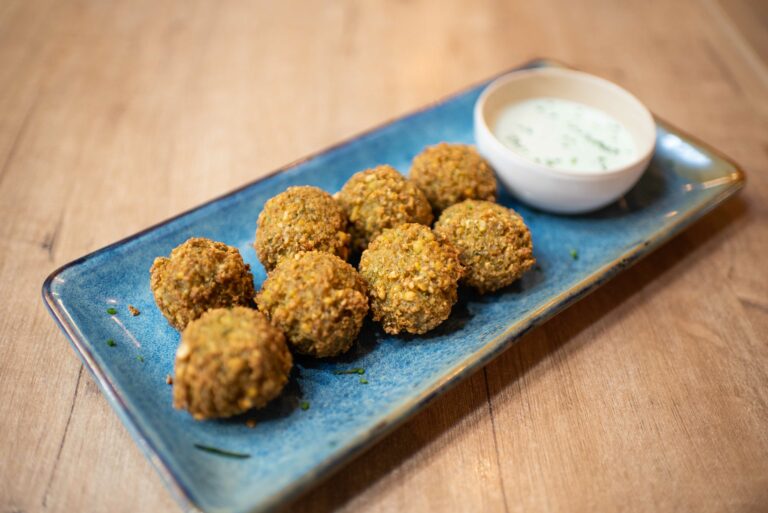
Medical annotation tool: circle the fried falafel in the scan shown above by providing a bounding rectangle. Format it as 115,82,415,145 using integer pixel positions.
150,237,256,331
173,307,292,420
410,143,497,212
256,251,368,357
359,223,464,335
254,186,351,272
434,200,535,293
336,165,433,251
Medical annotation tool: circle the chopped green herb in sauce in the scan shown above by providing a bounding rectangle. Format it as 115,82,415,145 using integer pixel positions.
495,97,637,172
193,444,250,459
569,249,579,260
106,339,116,347
359,378,369,385
333,368,365,375
106,307,117,315
299,401,310,411
136,355,145,363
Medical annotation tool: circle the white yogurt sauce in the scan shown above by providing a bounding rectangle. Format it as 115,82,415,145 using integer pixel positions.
494,97,637,173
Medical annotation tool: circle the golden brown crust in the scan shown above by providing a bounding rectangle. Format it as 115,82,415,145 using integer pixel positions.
434,200,535,293
336,165,433,251
359,223,464,335
150,238,256,330
256,251,369,357
173,307,292,420
409,143,497,212
254,186,351,272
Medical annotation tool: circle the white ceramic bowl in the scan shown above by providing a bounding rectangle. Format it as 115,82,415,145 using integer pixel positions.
474,68,656,214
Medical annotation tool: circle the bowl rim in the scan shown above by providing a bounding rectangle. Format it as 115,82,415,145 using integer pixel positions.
474,67,656,181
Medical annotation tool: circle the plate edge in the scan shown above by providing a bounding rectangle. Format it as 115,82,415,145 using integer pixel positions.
41,283,203,513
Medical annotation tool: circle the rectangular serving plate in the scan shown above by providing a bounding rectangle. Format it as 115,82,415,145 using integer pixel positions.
43,59,744,513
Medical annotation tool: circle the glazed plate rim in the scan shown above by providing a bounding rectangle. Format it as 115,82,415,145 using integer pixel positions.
41,58,745,513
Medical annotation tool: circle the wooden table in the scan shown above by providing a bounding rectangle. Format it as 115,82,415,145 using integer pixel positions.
2,1,766,512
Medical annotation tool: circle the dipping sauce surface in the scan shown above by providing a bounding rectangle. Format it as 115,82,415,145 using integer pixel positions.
494,97,637,173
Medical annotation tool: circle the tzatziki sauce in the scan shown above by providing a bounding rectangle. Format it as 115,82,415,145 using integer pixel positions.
494,97,637,173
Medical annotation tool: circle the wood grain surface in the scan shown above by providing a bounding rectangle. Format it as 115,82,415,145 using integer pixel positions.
1,1,766,512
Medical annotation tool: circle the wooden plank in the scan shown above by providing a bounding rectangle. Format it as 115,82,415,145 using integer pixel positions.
717,0,768,72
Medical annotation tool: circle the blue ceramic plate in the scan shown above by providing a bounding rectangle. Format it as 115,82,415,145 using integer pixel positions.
43,59,744,513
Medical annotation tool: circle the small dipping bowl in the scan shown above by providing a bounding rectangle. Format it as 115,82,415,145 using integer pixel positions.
474,68,656,214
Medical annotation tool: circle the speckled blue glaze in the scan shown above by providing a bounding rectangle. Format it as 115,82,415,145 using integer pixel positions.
42,60,743,513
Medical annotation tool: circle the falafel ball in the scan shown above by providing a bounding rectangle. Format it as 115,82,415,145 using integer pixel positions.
256,251,368,357
359,223,464,335
410,143,497,212
434,200,535,293
150,238,256,331
336,165,433,251
173,307,292,420
254,186,351,272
